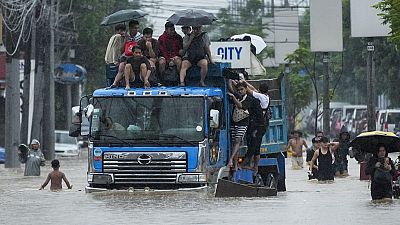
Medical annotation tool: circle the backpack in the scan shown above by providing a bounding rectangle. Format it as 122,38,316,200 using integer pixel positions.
263,95,272,121
162,65,179,86
187,32,206,63
124,40,137,57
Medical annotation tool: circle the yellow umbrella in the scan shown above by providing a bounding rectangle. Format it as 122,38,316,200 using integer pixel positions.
349,131,400,153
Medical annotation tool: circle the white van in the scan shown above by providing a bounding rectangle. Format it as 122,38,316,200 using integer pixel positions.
340,105,367,135
350,107,367,135
55,130,80,157
377,109,400,132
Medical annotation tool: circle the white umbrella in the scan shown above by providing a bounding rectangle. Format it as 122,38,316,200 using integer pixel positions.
230,33,267,54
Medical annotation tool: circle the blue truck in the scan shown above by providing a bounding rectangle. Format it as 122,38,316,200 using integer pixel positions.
69,63,287,194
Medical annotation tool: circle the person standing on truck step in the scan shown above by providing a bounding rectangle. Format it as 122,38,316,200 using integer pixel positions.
39,159,73,191
137,27,159,68
124,46,152,89
287,130,308,169
310,136,339,183
227,82,251,171
179,25,213,87
158,22,183,75
108,20,143,89
238,80,269,174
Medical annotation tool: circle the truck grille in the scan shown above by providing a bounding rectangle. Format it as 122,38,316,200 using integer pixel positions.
103,152,187,185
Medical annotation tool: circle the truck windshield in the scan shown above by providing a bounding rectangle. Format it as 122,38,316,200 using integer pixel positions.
90,96,205,143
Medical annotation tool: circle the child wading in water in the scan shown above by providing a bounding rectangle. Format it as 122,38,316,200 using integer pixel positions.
39,159,72,191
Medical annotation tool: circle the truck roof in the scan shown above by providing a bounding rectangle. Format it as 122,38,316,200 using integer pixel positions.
93,86,224,97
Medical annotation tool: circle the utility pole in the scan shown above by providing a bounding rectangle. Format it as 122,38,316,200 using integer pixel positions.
42,0,55,160
5,58,21,168
366,38,376,131
322,52,330,137
3,12,21,168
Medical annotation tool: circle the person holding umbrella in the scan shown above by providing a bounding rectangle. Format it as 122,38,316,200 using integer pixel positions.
365,144,396,201
179,25,213,87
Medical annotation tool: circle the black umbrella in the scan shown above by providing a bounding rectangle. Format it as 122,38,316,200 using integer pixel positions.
349,131,400,153
100,9,148,26
167,9,217,26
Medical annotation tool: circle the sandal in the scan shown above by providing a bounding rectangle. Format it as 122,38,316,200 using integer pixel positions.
179,82,185,87
106,84,117,89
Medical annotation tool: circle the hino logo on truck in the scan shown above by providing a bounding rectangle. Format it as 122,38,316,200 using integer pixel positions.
104,153,125,160
137,154,152,165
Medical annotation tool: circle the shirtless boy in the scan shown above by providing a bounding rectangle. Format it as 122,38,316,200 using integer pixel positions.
287,131,308,169
39,159,72,191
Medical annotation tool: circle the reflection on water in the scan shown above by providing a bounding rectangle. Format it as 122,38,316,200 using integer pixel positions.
2,154,400,224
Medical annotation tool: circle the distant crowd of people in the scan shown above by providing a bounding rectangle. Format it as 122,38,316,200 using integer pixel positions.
104,20,213,89
287,129,399,201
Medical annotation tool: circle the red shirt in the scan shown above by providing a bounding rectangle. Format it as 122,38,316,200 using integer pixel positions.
158,31,183,61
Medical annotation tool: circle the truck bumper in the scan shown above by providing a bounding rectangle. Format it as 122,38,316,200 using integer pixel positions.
85,185,208,193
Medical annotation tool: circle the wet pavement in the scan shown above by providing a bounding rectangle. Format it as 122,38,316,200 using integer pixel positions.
1,152,400,225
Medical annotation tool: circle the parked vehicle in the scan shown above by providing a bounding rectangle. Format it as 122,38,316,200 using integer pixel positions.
340,105,367,136
0,146,4,163
351,107,367,136
376,109,400,132
55,130,80,157
329,102,350,137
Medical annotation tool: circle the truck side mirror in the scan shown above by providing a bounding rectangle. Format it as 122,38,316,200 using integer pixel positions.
71,106,81,124
210,109,220,128
69,106,81,137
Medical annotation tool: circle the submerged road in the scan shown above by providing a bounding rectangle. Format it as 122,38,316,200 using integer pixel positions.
1,152,400,225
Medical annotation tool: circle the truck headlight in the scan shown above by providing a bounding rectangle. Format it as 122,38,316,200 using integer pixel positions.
87,174,93,182
177,173,207,183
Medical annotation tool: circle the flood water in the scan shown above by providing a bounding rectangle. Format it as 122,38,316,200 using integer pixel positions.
1,151,400,225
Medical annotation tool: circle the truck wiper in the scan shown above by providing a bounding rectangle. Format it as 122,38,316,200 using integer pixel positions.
94,134,132,146
126,137,163,146
157,134,196,146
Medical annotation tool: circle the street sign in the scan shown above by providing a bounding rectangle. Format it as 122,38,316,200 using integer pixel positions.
210,41,251,68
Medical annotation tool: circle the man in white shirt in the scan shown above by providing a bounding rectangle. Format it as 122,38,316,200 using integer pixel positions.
105,24,126,65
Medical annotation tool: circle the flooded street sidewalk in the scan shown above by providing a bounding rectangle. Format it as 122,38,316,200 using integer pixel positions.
1,154,400,225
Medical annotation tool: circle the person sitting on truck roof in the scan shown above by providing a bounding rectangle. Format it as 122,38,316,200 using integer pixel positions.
108,20,143,89
104,24,126,88
179,25,213,87
105,24,126,66
158,22,183,75
124,46,152,89
137,27,159,69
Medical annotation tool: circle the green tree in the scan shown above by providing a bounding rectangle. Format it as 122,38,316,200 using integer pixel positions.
375,0,400,48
